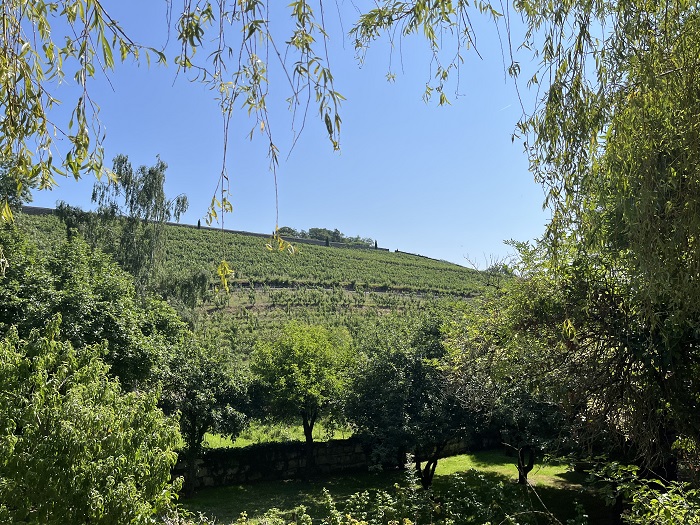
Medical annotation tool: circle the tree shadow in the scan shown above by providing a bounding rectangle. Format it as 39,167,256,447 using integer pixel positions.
532,483,617,524
182,469,405,523
432,468,615,525
554,469,589,486
468,449,521,468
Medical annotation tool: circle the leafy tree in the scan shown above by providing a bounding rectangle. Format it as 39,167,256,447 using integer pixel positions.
252,321,352,447
0,223,187,389
92,154,188,292
156,267,211,312
0,317,181,524
346,312,475,488
160,335,249,493
308,228,341,244
277,226,299,237
443,281,573,482
446,232,700,479
505,1,700,472
302,227,375,247
590,462,700,525
55,201,116,247
0,221,253,497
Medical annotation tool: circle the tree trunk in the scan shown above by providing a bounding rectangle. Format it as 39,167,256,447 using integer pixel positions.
415,457,439,489
517,445,535,484
302,409,318,476
179,415,213,495
183,431,205,495
302,409,317,445
183,449,199,496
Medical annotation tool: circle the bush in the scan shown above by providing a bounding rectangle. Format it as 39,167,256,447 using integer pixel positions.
0,317,182,524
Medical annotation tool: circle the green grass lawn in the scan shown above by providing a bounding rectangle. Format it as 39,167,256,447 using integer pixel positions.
182,450,615,524
182,470,399,524
435,450,575,485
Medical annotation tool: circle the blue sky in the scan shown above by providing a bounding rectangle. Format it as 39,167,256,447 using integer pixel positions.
30,2,549,267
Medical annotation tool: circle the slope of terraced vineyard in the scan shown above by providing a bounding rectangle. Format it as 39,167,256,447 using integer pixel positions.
162,223,486,294
17,209,495,328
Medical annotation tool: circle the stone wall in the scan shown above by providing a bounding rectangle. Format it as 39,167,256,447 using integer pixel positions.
174,438,370,490
174,436,491,491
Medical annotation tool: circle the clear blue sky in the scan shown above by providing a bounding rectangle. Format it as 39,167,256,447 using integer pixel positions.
30,2,549,267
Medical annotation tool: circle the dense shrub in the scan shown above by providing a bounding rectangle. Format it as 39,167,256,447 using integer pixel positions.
0,319,181,524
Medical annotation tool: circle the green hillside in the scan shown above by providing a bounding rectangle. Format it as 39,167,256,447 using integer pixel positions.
163,223,485,294
17,210,491,328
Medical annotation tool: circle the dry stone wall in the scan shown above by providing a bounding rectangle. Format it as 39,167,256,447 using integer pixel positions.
174,438,370,490
174,436,491,491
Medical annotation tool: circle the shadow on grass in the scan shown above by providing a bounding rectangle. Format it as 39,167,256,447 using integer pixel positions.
466,448,520,468
555,469,590,485
533,483,616,524
433,468,615,525
182,469,406,524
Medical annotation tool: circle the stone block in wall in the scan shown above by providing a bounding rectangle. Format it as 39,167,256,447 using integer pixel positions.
248,471,262,481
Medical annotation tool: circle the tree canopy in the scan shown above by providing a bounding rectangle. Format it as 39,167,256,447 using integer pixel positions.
518,1,700,469
346,312,476,487
0,318,181,524
0,223,188,389
91,154,188,291
277,226,375,247
252,321,352,446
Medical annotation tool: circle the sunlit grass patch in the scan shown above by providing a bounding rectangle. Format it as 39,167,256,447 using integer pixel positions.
436,449,584,487
204,421,353,449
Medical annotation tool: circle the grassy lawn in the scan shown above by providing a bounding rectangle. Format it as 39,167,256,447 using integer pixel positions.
182,450,614,524
181,469,403,523
436,450,571,483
